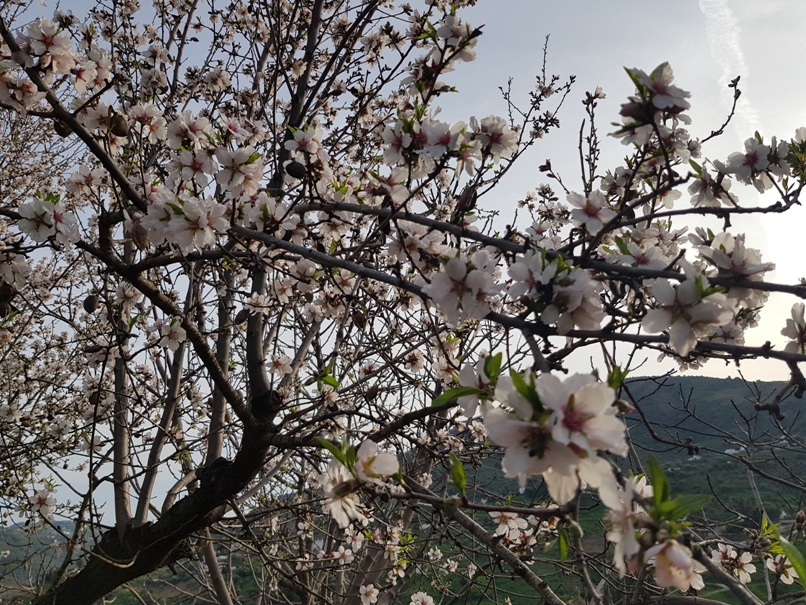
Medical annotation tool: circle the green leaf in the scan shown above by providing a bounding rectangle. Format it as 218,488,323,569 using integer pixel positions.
607,366,629,390
557,528,569,562
650,62,669,82
320,374,340,388
345,445,357,468
509,369,542,417
509,369,532,400
689,159,702,177
646,455,670,509
778,536,806,588
316,437,347,467
761,514,781,538
431,386,481,407
624,67,644,93
449,454,466,495
668,494,711,520
165,201,184,215
614,236,631,256
483,353,502,382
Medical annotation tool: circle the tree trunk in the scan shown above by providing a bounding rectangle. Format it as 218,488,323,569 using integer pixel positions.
30,430,269,605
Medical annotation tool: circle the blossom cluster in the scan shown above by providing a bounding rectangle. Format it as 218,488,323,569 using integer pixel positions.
455,361,626,506
318,440,400,529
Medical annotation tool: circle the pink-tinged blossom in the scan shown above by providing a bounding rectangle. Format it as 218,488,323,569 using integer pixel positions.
168,197,228,253
782,303,806,354
766,555,799,585
359,584,380,605
484,407,577,493
370,167,410,205
140,190,175,246
422,250,500,325
642,274,733,357
114,284,142,309
73,61,97,94
381,121,413,165
319,460,366,529
22,18,76,75
489,511,528,539
205,66,231,92
434,14,477,62
244,193,296,235
712,544,756,584
418,119,464,159
0,68,46,111
487,371,625,504
699,233,773,308
507,251,556,301
614,242,669,271
215,146,263,196
727,138,770,180
387,220,447,269
537,373,627,457
129,104,167,144
333,545,355,565
485,407,620,505
613,117,654,147
269,354,293,376
688,167,735,207
29,488,56,518
17,198,56,243
67,165,106,196
645,540,705,592
456,358,492,418
602,481,642,576
219,114,251,141
410,592,435,605
173,149,218,187
158,318,186,351
540,267,605,334
285,124,329,164
567,191,616,234
166,111,211,149
88,49,112,89
0,252,30,289
633,63,691,112
18,198,78,244
355,440,399,485
470,115,518,162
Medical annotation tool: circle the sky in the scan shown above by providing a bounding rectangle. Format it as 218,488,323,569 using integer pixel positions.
18,0,806,380
9,0,804,523
432,0,806,381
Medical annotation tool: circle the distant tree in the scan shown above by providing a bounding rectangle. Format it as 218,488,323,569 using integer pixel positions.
0,1,804,604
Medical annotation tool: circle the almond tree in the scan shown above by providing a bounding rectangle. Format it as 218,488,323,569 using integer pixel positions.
0,1,804,605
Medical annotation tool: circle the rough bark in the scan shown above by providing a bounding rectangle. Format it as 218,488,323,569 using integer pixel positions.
29,429,270,605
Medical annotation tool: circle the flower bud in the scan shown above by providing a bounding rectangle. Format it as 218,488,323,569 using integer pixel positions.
53,120,72,137
110,114,129,137
0,282,17,302
83,294,99,313
285,160,306,179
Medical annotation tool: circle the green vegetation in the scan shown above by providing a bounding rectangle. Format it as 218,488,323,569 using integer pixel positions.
2,376,803,604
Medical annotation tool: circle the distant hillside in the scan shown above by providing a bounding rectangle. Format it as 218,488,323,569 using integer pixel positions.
623,375,798,452
2,376,803,604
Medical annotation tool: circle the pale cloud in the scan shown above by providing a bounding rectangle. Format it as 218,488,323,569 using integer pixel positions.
699,0,760,137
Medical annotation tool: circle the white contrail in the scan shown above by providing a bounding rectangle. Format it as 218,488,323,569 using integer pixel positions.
699,0,760,137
